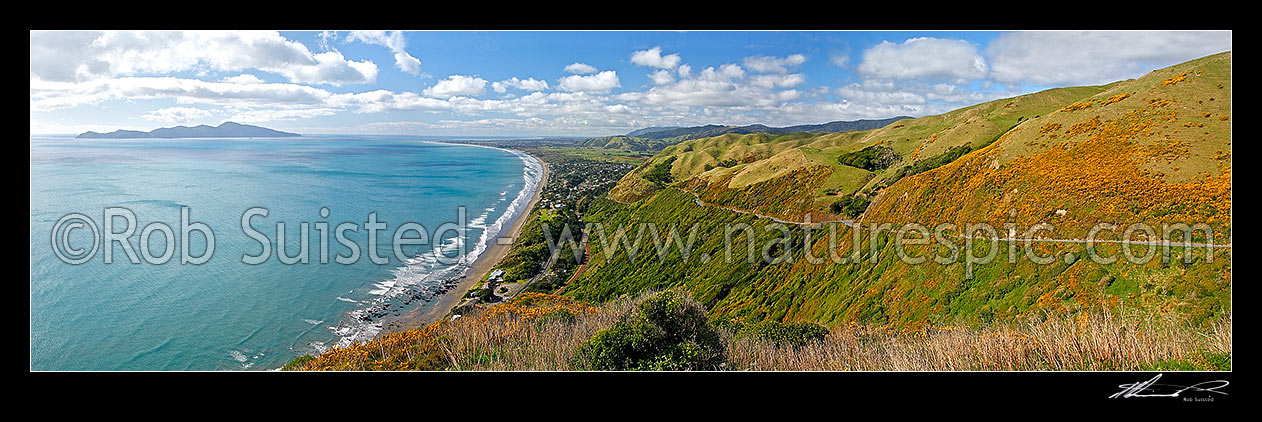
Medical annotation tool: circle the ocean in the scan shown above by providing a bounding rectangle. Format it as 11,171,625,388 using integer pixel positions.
29,134,541,370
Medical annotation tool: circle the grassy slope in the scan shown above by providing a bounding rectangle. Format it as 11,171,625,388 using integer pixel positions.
569,189,1230,327
610,84,1112,220
864,52,1232,238
577,52,1231,328
578,136,674,153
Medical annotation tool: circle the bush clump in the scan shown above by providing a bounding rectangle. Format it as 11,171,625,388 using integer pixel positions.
642,157,678,188
735,320,829,348
281,354,315,371
534,307,579,329
837,145,899,171
829,193,872,218
574,289,726,370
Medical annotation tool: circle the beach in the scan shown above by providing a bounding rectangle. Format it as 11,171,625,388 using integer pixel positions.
378,152,548,335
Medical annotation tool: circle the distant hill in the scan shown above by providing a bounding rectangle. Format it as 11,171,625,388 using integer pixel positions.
584,117,912,152
627,117,912,141
77,122,300,139
578,136,677,152
626,126,683,138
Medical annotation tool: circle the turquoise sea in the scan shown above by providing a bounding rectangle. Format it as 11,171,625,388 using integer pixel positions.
29,135,541,370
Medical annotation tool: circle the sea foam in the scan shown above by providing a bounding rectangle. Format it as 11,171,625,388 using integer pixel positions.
329,146,543,349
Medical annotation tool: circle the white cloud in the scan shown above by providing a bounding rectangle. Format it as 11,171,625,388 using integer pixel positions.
563,62,598,74
558,70,621,93
222,74,263,84
30,76,337,112
834,77,1020,122
226,107,339,123
986,31,1232,85
750,73,805,89
345,31,423,75
140,106,215,124
42,31,1222,137
629,63,805,108
858,37,987,82
29,30,379,86
422,75,488,98
630,46,681,69
648,70,675,85
742,54,806,73
716,63,745,79
393,52,423,75
677,64,692,78
491,77,549,93
838,83,927,106
829,55,850,67
282,50,379,86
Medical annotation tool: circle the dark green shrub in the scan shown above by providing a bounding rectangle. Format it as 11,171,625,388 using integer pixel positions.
736,320,829,348
280,354,315,371
534,307,578,329
642,157,678,188
889,144,975,183
709,316,745,335
574,290,726,370
837,145,899,171
829,194,872,218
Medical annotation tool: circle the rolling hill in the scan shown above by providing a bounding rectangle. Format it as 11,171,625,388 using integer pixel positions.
573,51,1231,328
627,117,913,141
583,117,911,152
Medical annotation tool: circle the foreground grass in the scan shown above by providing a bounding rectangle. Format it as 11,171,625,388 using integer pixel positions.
286,292,1230,371
727,312,1230,371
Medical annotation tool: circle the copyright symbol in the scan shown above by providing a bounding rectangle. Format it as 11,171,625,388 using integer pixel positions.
51,213,99,264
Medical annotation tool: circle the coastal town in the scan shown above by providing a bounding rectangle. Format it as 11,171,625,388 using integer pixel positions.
452,146,640,314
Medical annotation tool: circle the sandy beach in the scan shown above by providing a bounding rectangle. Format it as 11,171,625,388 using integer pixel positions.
378,152,547,336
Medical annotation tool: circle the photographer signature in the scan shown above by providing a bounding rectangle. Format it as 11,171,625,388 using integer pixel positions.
1110,374,1229,399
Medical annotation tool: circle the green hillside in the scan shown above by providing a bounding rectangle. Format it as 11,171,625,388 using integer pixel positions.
865,52,1232,239
579,135,676,152
573,52,1231,328
609,84,1113,221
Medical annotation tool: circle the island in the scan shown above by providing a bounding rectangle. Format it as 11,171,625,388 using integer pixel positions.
76,122,300,139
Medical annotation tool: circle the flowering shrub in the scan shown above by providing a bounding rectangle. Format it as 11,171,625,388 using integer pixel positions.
865,99,1230,237
1102,93,1131,106
1039,123,1063,135
1162,73,1188,87
1060,101,1093,112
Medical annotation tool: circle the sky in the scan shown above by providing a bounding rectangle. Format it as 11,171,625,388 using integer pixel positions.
29,30,1232,137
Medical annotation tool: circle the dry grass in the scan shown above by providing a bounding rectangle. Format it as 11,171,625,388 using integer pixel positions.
290,292,1229,371
728,312,1231,371
291,293,634,371
438,296,632,371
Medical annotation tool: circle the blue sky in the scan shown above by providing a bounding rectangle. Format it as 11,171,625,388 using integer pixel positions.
30,30,1231,137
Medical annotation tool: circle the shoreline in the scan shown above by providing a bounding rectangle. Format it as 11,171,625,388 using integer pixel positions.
378,151,547,336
